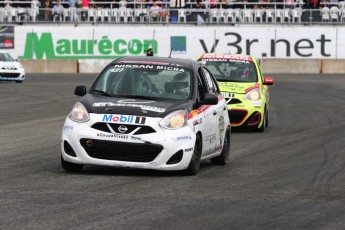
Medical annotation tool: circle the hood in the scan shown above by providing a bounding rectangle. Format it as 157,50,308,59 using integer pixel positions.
0,61,20,68
80,94,193,118
218,81,257,94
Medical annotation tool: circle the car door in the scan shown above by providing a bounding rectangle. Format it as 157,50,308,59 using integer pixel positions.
201,67,227,154
198,67,224,156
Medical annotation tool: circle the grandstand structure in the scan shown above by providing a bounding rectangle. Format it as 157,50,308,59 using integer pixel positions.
0,0,345,24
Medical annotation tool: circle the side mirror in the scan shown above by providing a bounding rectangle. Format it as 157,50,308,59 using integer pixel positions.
74,85,87,96
200,93,218,105
263,77,274,85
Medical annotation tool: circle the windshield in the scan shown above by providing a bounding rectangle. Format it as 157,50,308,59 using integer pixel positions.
201,59,258,83
0,53,15,62
91,63,193,101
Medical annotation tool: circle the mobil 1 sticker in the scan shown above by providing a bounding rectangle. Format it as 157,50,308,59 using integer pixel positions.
102,114,146,124
135,116,146,124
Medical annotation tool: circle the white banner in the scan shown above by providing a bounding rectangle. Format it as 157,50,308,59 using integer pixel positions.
6,25,345,60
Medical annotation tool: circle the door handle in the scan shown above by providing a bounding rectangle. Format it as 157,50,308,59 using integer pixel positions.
213,111,217,115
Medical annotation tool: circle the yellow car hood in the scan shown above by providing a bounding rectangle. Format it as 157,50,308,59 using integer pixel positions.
218,82,257,94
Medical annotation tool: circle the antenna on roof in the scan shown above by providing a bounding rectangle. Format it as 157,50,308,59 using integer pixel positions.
168,48,172,58
146,29,156,56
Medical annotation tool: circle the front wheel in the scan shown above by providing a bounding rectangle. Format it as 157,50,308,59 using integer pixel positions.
265,110,269,128
184,134,202,176
61,155,83,172
211,126,231,165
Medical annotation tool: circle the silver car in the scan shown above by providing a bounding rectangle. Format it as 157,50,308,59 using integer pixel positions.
0,52,25,83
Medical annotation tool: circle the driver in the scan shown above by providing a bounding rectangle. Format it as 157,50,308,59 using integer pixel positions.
236,66,250,79
171,72,190,97
241,67,250,79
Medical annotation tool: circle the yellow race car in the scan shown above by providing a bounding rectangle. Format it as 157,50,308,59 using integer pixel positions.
197,53,274,132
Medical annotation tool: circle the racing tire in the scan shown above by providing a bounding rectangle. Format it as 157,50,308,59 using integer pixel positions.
211,126,231,165
184,134,202,176
61,155,83,172
265,110,269,127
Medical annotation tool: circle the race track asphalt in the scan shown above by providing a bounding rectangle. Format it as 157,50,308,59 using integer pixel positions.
1,73,345,229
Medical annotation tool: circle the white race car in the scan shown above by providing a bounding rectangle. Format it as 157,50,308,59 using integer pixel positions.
0,51,25,83
61,56,231,175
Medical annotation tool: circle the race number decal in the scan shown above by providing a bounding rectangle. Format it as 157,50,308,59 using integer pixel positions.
110,68,124,73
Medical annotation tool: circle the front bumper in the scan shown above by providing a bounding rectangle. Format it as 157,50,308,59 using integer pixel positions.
226,95,265,128
0,70,25,81
61,114,196,171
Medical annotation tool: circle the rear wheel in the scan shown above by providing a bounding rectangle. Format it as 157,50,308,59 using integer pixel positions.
184,134,202,176
61,155,83,172
211,126,231,165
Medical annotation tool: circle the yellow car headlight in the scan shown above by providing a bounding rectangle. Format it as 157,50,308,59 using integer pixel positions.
244,88,260,101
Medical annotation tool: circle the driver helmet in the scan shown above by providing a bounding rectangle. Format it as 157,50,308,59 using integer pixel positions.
240,67,250,79
172,72,190,97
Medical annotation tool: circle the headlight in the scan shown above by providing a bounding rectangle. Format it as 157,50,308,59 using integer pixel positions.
69,102,90,123
18,63,23,68
244,88,260,101
159,110,187,129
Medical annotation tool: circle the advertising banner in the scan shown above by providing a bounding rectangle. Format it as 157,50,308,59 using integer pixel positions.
7,25,345,60
0,26,15,49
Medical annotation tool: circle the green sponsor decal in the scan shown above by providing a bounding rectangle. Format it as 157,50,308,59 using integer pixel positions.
19,33,157,60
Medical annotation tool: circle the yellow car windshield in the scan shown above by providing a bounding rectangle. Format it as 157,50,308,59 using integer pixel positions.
203,60,258,83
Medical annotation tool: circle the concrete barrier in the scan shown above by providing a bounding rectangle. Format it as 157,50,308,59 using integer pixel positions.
78,60,113,73
260,59,321,74
20,60,78,73
321,59,345,74
19,59,345,74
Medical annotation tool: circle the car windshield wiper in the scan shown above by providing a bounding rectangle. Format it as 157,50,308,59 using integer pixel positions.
217,78,231,82
91,90,112,97
217,78,245,82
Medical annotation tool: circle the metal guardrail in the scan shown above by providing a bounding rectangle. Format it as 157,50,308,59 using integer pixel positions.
0,1,345,25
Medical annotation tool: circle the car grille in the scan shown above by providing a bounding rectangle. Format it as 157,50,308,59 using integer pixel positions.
1,67,18,70
91,123,156,135
80,138,163,162
229,110,248,124
0,73,21,78
227,98,242,104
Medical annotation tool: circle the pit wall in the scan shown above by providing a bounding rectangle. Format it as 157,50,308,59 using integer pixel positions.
20,59,345,74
